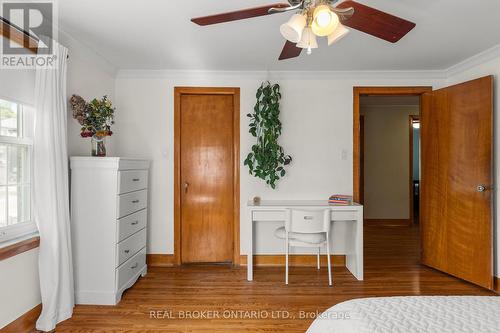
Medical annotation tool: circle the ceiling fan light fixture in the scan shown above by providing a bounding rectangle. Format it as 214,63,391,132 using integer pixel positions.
280,13,307,43
297,27,318,55
311,4,339,37
327,24,350,46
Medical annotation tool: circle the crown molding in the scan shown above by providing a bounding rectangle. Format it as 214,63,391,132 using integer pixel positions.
116,69,446,80
115,42,500,81
445,43,500,78
57,28,118,78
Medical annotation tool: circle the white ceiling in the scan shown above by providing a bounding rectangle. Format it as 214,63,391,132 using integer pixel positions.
58,0,500,71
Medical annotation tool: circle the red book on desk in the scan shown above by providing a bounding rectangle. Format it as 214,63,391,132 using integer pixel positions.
329,194,352,205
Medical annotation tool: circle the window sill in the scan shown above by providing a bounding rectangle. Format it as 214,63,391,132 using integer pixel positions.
0,234,40,261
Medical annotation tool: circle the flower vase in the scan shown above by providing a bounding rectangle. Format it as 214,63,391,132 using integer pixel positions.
91,136,106,157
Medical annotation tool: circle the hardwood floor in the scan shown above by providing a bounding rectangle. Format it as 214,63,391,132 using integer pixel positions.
57,225,495,332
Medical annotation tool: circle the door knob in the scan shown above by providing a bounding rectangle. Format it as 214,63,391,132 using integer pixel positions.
477,185,487,192
184,182,189,193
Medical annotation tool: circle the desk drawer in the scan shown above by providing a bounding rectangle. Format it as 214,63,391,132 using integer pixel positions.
116,247,146,291
118,170,148,194
253,210,285,221
331,210,357,221
117,190,147,218
252,210,357,222
117,209,147,243
116,228,146,266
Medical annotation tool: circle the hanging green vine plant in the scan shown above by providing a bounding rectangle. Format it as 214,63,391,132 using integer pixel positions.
244,82,292,189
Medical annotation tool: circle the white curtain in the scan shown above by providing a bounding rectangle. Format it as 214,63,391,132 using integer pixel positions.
34,42,74,331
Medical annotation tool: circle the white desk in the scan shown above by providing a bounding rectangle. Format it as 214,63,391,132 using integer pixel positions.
246,200,363,281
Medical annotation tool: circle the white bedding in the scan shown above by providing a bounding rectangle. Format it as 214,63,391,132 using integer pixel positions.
306,296,500,333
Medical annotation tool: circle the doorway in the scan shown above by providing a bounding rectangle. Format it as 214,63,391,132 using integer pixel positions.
353,87,431,204
353,80,494,290
355,88,429,226
174,87,240,265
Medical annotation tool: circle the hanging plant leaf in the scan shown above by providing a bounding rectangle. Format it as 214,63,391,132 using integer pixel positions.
245,82,292,189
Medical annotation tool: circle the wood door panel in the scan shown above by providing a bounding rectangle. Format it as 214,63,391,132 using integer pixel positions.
180,94,234,263
421,76,493,289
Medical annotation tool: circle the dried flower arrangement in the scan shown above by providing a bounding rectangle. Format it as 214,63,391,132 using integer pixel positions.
70,95,115,156
70,94,115,139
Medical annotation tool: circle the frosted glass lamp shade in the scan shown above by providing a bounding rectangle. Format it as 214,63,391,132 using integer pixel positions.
280,14,307,43
297,27,318,49
327,24,350,46
311,5,339,37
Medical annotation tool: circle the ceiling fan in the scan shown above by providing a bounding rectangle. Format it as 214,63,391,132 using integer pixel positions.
191,0,416,60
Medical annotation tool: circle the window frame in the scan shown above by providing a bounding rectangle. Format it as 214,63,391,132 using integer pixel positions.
0,99,37,246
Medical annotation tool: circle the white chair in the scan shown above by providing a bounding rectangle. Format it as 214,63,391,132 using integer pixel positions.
274,208,332,285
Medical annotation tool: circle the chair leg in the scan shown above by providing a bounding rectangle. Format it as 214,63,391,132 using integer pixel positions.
285,234,289,285
317,247,320,270
326,233,332,286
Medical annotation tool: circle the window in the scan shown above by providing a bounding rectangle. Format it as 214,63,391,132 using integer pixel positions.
0,98,36,244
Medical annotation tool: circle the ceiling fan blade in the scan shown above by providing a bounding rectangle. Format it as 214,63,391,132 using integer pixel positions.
279,41,302,60
191,3,291,26
336,1,416,43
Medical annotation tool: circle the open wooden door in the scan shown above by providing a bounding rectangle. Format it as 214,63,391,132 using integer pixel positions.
421,76,493,289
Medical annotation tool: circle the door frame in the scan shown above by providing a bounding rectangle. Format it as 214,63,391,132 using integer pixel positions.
359,114,365,205
353,86,432,204
174,87,240,265
409,115,420,225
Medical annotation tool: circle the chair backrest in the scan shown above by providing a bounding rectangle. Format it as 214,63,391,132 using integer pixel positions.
285,209,331,234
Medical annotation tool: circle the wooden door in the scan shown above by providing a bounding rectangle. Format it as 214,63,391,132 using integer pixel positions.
180,93,235,263
421,76,493,289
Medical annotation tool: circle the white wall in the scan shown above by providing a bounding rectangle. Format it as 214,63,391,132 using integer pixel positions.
446,51,500,277
0,249,40,328
361,105,419,220
113,71,442,255
59,31,117,157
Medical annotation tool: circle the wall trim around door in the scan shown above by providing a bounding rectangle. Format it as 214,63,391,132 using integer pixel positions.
174,87,240,266
353,86,432,203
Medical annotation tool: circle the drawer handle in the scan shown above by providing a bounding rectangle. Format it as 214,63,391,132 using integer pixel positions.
132,200,139,204
131,263,138,269
131,221,139,226
124,249,130,254
132,178,140,182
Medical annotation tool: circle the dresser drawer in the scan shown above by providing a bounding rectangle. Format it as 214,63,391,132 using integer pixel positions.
116,228,147,266
117,190,147,218
116,247,146,291
118,170,148,194
117,209,147,243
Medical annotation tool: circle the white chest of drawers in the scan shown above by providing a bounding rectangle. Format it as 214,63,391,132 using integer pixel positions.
70,157,150,305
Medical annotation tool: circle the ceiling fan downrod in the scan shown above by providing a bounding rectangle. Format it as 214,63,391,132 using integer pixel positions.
268,1,303,14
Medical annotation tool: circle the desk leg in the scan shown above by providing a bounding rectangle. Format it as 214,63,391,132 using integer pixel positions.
247,210,253,281
357,206,364,280
346,207,364,280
